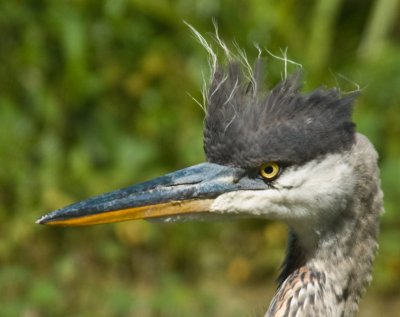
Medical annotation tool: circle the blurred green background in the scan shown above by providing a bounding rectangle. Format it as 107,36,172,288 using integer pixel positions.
0,0,399,316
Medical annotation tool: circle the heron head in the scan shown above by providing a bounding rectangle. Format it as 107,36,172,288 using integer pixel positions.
37,61,360,234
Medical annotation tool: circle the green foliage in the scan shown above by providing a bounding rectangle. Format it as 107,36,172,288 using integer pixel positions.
0,0,399,316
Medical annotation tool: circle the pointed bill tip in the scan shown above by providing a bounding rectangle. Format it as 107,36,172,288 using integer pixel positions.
35,208,75,226
35,218,43,225
35,213,57,225
36,215,48,225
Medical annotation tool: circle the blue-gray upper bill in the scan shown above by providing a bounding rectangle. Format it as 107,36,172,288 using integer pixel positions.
36,162,267,226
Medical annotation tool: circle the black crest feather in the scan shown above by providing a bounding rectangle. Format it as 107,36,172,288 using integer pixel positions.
203,60,356,167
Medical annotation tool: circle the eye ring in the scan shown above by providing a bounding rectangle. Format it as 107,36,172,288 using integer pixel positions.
259,162,281,181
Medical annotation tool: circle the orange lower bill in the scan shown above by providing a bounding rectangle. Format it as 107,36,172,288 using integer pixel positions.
45,199,214,226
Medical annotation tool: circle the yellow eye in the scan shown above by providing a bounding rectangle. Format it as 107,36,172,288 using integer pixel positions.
259,162,280,181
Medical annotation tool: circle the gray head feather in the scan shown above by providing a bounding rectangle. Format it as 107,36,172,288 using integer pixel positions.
204,60,357,167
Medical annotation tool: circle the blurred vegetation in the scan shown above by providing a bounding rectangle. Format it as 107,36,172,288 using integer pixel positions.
0,0,399,316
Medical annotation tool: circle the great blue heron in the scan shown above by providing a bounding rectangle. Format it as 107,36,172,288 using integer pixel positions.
37,35,383,316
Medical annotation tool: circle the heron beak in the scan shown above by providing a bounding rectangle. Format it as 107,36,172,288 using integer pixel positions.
36,163,261,226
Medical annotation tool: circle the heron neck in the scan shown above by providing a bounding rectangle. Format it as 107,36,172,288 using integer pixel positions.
267,191,382,317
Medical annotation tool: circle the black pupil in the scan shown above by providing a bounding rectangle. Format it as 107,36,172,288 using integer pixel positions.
264,165,274,174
